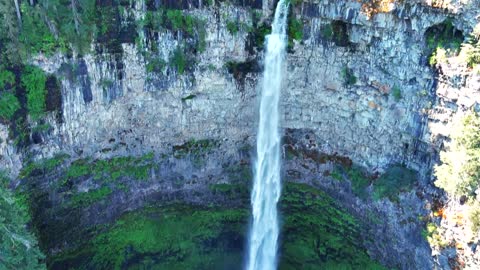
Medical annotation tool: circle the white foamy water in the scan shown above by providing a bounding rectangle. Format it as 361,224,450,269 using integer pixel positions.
246,1,289,270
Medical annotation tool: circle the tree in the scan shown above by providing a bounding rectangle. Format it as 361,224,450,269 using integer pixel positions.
13,0,22,28
0,172,46,269
435,112,480,197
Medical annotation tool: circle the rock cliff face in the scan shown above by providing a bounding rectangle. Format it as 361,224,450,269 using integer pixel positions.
2,0,480,269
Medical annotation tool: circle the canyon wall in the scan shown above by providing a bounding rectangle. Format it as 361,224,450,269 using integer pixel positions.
1,0,480,269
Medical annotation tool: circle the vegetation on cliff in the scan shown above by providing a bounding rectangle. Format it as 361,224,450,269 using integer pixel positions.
435,112,480,198
0,172,45,269
435,112,480,233
46,182,384,269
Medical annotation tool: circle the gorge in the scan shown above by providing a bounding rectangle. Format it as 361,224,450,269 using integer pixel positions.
1,0,480,269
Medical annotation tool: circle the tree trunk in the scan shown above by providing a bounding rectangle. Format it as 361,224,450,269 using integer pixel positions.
71,0,80,34
13,0,22,28
30,0,34,6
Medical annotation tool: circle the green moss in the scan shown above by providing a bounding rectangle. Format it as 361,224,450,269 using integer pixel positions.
49,205,249,270
209,183,249,199
372,165,417,201
61,153,155,184
347,166,371,198
330,168,344,181
71,186,113,208
279,183,385,270
19,153,70,178
49,182,384,269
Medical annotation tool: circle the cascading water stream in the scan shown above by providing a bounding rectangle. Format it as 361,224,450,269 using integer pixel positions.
246,1,289,270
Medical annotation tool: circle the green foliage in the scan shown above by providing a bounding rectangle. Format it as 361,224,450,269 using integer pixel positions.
0,68,15,89
287,17,303,48
470,202,480,233
181,94,196,101
422,222,447,248
426,19,464,67
227,20,239,35
18,4,61,57
171,47,187,75
166,10,188,33
3,1,95,60
249,23,271,50
429,47,447,66
21,66,47,120
0,92,21,121
143,9,202,37
173,139,217,158
392,85,402,101
342,67,357,86
372,165,417,201
0,172,46,269
332,162,417,201
460,33,480,69
435,112,480,197
70,186,112,207
146,58,166,73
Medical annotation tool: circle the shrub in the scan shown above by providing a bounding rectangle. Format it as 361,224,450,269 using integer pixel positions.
422,222,447,248
342,67,357,86
226,20,239,35
0,92,21,121
392,85,402,101
0,172,46,269
470,202,480,233
146,58,166,73
21,66,47,121
171,48,187,75
429,47,447,66
459,30,480,69
0,68,15,89
425,20,464,67
288,17,303,41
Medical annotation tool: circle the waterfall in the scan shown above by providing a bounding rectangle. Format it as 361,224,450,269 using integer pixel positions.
246,1,289,270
